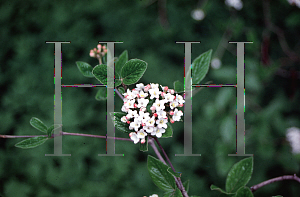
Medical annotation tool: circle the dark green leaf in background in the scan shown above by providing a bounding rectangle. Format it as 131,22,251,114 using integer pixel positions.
192,49,212,84
109,112,132,133
95,88,107,101
15,136,48,149
30,117,47,133
115,50,128,75
76,61,94,78
139,136,148,152
234,186,253,197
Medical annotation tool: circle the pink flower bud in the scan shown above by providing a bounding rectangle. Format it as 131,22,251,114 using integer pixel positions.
161,92,165,97
164,86,169,91
170,111,174,115
170,119,175,123
94,48,97,51
147,84,151,89
142,123,146,126
153,113,157,117
141,138,146,144
168,89,175,94
134,103,137,108
129,132,133,137
97,49,100,53
89,50,95,57
150,106,156,111
144,86,149,92
127,121,131,124
97,44,102,49
178,104,184,107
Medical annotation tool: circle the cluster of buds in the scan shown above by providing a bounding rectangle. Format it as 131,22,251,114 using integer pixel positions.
89,44,107,58
121,83,185,144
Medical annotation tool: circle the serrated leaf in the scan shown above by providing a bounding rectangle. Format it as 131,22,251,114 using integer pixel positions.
115,50,128,75
225,157,253,193
192,49,212,84
76,61,94,78
121,59,147,85
147,155,176,192
109,112,132,133
95,88,107,101
15,136,48,149
174,80,184,93
30,117,48,133
182,180,189,193
161,122,173,138
139,136,148,152
234,186,253,197
92,64,122,87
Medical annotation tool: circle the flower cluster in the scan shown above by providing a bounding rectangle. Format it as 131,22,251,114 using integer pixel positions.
121,83,185,144
89,44,107,58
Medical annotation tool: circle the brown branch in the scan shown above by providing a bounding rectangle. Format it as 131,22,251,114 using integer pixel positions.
251,174,300,192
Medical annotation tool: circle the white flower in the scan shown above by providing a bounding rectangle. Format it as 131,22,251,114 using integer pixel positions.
121,116,127,123
151,127,165,138
150,83,159,89
153,99,166,112
124,99,135,109
225,0,243,10
191,9,205,21
123,89,135,99
169,100,179,109
149,88,161,99
130,118,141,131
126,109,138,119
121,105,129,112
143,125,154,133
163,93,175,103
175,94,185,104
146,116,156,127
137,98,149,108
129,132,139,144
136,129,147,139
156,117,168,129
138,111,151,124
172,108,183,121
139,90,148,98
156,110,167,119
135,83,145,91
149,194,159,197
286,127,300,154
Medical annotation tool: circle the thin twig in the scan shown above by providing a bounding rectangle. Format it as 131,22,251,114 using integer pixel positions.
250,174,300,192
0,134,48,138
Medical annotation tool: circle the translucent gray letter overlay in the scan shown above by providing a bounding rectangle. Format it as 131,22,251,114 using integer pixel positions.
175,42,201,157
45,41,71,157
228,42,253,157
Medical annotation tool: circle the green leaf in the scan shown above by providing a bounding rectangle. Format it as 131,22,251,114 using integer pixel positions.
109,112,132,133
15,136,48,149
225,157,253,193
272,196,283,197
139,136,148,152
115,50,128,75
147,155,176,192
30,117,47,133
182,180,189,193
92,64,122,87
167,167,181,177
95,88,107,101
121,59,147,85
161,122,173,138
47,125,54,138
118,87,125,95
76,61,94,78
146,99,156,114
174,187,183,197
174,80,184,93
234,187,253,197
210,184,228,194
192,49,212,84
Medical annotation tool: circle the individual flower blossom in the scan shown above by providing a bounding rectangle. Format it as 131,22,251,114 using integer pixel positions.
169,100,179,109
137,129,147,139
225,0,243,10
156,110,167,119
137,111,151,124
163,93,175,103
138,90,148,98
137,98,149,108
150,83,159,89
149,88,161,99
126,109,139,119
135,83,145,91
121,116,127,123
146,116,156,127
172,108,183,121
130,118,141,131
151,127,165,138
153,99,166,112
123,89,136,100
129,132,140,144
156,117,168,129
175,94,185,104
191,8,205,21
143,125,155,133
286,127,300,154
124,99,136,109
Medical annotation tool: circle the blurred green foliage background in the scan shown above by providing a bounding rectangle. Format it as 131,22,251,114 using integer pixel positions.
1,0,300,196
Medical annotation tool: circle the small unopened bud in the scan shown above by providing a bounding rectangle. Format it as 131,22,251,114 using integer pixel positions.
164,86,169,91
134,103,137,108
150,106,156,111
97,44,102,50
170,111,174,115
127,121,131,124
153,113,158,117
168,89,175,94
161,92,165,97
178,103,184,107
141,138,146,144
170,119,175,123
89,50,95,57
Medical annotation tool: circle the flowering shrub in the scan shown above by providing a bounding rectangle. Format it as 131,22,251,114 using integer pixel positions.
120,83,184,144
